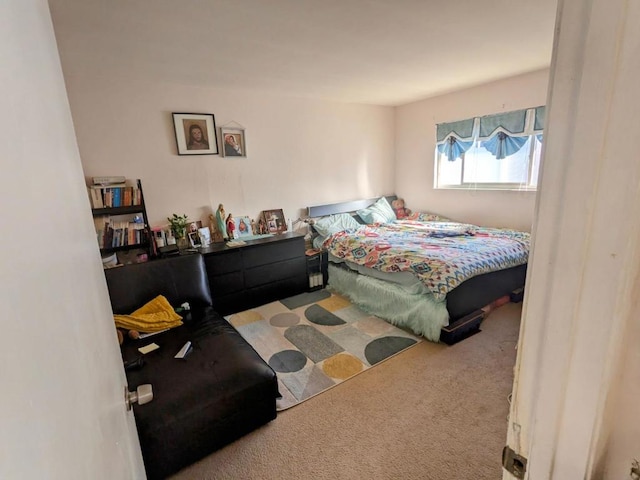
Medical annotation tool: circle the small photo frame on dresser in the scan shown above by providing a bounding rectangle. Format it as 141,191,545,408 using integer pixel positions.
188,232,201,248
234,216,254,238
198,227,211,247
261,209,286,234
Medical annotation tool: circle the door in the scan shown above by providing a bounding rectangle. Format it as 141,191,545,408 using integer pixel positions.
504,0,640,478
0,2,146,478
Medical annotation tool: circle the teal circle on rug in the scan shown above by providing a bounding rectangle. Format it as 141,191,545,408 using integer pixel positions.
270,312,300,327
305,304,346,326
268,350,307,373
364,336,417,365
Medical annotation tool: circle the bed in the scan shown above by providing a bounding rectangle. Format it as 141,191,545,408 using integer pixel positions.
307,196,529,343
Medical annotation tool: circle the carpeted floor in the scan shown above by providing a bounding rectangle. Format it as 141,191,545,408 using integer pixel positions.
227,289,422,410
171,302,521,480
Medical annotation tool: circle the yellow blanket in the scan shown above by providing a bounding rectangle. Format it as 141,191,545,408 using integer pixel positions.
114,295,183,333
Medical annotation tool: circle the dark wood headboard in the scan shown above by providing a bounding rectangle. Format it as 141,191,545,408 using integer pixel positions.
307,195,397,218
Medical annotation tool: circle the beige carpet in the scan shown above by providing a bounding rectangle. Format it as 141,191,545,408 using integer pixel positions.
171,302,521,480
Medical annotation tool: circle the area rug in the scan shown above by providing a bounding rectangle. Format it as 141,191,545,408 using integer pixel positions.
227,289,422,410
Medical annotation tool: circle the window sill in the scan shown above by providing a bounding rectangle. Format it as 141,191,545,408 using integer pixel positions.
435,184,538,192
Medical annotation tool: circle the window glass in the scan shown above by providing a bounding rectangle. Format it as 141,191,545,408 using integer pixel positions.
463,138,531,184
436,152,463,186
435,137,540,190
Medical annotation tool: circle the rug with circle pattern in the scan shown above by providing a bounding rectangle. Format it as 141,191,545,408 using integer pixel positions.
227,289,422,410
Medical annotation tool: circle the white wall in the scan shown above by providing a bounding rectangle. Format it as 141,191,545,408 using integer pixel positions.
59,73,395,229
0,1,144,478
395,69,549,232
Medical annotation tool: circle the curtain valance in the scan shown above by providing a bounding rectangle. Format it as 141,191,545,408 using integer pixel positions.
436,105,545,161
436,118,475,143
479,110,527,139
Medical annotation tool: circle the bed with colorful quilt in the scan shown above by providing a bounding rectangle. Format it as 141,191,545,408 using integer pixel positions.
308,196,529,343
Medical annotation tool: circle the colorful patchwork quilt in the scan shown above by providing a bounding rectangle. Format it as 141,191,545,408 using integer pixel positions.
323,219,530,301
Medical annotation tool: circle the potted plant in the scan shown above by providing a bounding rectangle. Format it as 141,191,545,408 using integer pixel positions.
167,213,189,248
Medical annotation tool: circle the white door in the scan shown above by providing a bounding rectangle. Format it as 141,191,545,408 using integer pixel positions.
504,0,640,478
0,2,146,479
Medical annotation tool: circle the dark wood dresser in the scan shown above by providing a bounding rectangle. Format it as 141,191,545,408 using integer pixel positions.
199,233,307,315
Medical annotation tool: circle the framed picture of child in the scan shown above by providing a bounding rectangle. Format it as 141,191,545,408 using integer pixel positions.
187,220,203,247
261,209,286,234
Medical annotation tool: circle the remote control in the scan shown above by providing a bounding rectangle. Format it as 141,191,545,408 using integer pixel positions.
174,341,192,359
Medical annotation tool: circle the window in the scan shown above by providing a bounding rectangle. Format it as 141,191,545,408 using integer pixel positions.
434,107,544,191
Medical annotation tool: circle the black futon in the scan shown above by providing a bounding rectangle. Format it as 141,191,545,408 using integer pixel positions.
105,254,278,479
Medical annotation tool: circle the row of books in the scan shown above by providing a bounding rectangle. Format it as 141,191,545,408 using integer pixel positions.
88,184,143,209
94,216,147,249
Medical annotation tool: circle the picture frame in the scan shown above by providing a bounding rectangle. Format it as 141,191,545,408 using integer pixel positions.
220,127,246,158
234,216,254,238
172,113,219,155
188,231,202,248
261,209,286,234
198,227,211,247
186,221,203,247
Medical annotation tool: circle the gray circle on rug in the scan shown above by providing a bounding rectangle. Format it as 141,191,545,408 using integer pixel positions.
364,336,417,365
270,312,300,327
269,350,307,373
305,304,346,326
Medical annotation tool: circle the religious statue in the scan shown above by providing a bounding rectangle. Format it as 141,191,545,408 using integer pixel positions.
226,214,236,240
215,204,227,239
208,214,223,243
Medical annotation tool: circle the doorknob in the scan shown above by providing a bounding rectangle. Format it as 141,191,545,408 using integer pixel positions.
125,384,153,410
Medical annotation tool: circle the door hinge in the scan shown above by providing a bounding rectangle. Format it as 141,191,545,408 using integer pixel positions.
502,446,527,479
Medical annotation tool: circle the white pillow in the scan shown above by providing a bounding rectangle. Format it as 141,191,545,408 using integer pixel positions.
357,197,396,224
313,213,361,237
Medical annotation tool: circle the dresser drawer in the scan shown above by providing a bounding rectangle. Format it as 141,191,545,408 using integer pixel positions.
207,271,244,296
242,237,304,268
244,257,306,289
244,276,307,308
204,249,241,275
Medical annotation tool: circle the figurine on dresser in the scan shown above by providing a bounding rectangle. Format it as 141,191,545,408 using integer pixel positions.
216,204,227,240
226,214,236,240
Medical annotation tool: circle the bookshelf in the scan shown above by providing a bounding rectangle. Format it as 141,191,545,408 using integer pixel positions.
89,179,151,262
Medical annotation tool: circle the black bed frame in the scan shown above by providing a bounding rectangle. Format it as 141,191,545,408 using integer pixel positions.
307,195,526,344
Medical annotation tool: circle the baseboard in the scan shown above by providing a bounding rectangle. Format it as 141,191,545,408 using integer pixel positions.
440,309,485,345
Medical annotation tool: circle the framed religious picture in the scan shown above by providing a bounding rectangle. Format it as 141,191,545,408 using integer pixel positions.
220,127,246,158
261,209,286,234
234,216,253,238
172,113,219,155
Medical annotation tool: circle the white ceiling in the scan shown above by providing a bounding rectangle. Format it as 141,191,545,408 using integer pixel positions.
48,0,557,106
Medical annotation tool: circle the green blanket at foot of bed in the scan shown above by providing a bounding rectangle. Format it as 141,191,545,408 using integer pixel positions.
327,264,449,342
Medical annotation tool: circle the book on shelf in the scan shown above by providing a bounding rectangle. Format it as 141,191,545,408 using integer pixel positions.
88,184,141,209
122,187,132,207
112,186,122,207
95,217,147,250
88,187,104,209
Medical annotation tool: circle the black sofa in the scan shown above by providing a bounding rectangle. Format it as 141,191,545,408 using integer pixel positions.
105,254,279,479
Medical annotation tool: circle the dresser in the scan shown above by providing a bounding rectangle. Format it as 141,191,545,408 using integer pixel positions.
199,233,307,315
